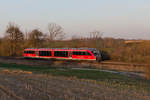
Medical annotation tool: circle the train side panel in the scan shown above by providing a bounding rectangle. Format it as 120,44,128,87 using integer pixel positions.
23,48,98,61
71,50,96,60
24,49,37,58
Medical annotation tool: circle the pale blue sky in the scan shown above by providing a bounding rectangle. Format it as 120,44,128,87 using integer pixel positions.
0,0,150,39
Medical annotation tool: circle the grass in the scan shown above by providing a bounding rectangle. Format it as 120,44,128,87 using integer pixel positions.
0,62,150,92
0,62,128,80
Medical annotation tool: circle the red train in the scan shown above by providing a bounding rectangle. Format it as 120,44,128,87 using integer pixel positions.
23,48,102,61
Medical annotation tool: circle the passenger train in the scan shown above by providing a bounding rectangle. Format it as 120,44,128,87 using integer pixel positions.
23,48,102,62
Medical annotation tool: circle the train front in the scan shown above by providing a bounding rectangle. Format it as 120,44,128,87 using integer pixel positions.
90,48,102,62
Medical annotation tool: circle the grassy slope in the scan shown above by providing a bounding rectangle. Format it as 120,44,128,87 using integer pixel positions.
0,62,150,92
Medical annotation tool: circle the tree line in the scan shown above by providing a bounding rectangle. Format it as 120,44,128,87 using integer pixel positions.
0,22,150,64
0,23,66,56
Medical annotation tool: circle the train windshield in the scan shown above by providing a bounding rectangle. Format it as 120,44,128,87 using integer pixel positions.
91,50,101,56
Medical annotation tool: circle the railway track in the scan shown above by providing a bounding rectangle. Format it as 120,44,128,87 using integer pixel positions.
0,56,149,73
1,56,149,66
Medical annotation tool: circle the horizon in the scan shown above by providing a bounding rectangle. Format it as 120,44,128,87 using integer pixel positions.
0,0,150,40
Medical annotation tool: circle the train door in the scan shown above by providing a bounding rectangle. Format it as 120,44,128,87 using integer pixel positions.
36,51,39,57
69,51,72,59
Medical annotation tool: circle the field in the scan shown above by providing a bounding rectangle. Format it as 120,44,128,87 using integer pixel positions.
0,57,150,100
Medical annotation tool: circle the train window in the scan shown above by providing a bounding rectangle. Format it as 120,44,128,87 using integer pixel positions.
91,51,100,56
86,52,91,56
73,51,81,55
24,51,35,54
72,51,77,55
72,51,91,56
30,51,35,54
39,51,51,56
54,51,68,57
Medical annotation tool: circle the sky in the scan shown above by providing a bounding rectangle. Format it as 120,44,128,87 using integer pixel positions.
0,0,150,39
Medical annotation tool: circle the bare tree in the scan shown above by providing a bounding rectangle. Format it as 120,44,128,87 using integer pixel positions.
5,23,24,56
28,29,44,48
48,23,65,41
71,35,79,40
90,30,103,40
89,30,103,48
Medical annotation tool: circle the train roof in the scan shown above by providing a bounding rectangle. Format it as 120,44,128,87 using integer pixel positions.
24,48,97,51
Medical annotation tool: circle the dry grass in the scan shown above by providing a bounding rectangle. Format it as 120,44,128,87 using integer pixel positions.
0,71,149,100
143,66,150,79
0,57,150,100
2,69,32,75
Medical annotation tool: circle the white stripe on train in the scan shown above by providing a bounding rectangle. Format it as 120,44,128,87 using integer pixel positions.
24,56,96,61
